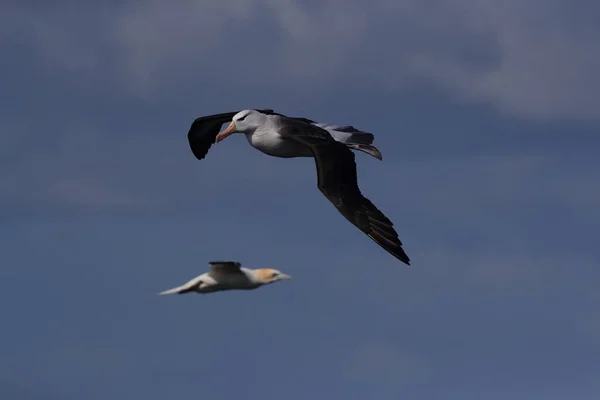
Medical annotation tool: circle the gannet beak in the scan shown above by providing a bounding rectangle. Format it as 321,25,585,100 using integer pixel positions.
278,274,292,280
216,121,236,143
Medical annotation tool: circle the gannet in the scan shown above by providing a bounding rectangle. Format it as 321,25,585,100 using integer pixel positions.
186,109,411,265
157,261,292,295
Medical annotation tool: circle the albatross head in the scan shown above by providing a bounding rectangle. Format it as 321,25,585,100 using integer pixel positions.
253,268,292,286
216,109,265,142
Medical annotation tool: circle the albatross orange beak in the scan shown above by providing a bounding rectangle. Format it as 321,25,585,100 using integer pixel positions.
216,121,237,143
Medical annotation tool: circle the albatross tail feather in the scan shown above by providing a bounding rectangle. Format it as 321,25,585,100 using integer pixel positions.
347,143,383,160
323,127,382,160
316,124,375,144
339,130,375,145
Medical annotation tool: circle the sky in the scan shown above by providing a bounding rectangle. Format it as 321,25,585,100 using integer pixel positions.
1,1,599,399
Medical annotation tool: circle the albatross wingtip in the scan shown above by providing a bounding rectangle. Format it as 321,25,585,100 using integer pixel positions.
395,251,411,266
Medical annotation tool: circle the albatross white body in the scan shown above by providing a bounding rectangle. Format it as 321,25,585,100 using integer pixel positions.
239,113,314,158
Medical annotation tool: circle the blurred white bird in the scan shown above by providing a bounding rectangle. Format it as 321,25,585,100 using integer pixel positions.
157,261,292,295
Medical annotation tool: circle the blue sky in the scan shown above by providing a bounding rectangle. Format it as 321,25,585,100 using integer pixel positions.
2,1,599,399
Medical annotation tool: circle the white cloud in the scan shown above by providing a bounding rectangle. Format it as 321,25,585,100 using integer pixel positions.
6,0,599,120
439,0,600,120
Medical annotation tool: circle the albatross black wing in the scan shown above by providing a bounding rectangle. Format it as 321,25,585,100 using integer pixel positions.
186,109,275,160
276,118,411,265
187,112,238,160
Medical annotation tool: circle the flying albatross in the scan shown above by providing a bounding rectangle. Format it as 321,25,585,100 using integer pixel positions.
187,109,383,160
158,261,291,295
186,109,411,265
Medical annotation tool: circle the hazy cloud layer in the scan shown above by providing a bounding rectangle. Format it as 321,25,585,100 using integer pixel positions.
4,0,599,120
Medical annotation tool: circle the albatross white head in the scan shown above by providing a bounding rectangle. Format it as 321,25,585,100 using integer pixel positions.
216,109,265,142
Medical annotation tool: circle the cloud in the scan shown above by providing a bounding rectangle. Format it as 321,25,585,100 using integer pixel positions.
406,0,600,120
5,0,599,120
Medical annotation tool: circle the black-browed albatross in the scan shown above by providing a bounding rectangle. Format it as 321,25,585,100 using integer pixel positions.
187,109,382,160
186,109,411,265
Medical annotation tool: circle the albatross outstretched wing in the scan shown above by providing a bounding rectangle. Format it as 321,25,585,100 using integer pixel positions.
187,110,275,160
276,118,410,265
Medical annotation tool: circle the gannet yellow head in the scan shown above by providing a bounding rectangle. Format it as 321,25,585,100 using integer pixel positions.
253,268,292,285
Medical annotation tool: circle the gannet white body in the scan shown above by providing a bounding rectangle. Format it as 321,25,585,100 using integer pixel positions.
157,261,292,295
